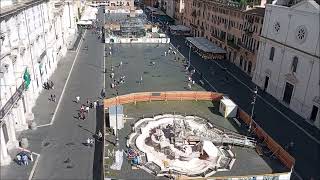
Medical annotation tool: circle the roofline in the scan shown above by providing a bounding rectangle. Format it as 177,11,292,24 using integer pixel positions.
0,0,50,21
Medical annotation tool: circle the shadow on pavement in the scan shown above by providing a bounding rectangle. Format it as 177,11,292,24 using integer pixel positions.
93,105,104,180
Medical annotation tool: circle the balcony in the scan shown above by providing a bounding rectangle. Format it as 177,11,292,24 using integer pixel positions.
0,83,25,119
244,28,254,35
238,41,254,53
227,40,240,50
190,23,197,29
212,33,225,42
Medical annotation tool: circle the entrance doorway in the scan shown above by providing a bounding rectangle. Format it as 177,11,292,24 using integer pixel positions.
310,105,319,122
283,82,294,104
3,123,9,143
248,61,252,74
244,60,247,71
264,76,269,91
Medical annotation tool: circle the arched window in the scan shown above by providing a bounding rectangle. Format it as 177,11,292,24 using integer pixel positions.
291,56,298,73
269,47,275,61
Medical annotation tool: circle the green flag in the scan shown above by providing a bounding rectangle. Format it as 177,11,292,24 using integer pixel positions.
23,69,31,89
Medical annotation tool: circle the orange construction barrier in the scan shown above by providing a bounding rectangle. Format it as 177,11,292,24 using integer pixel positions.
103,91,295,170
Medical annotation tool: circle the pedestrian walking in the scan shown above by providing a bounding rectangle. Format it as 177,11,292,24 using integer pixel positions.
97,130,103,141
120,61,123,66
76,96,80,103
187,83,192,89
50,81,54,89
140,76,143,84
110,72,114,79
16,154,21,165
86,99,90,106
86,138,91,147
93,101,97,109
85,106,90,113
52,94,56,102
164,51,167,56
192,80,195,85
22,154,28,165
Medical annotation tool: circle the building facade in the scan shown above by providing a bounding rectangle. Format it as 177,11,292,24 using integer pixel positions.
143,0,158,7
253,0,320,128
182,0,266,77
0,0,78,166
173,0,185,24
161,0,175,18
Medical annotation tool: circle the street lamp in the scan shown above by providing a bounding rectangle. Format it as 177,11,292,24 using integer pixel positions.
115,89,119,147
188,44,191,69
248,86,258,132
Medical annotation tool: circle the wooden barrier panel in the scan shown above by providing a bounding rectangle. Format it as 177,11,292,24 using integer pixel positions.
238,109,295,169
103,91,294,170
104,91,223,108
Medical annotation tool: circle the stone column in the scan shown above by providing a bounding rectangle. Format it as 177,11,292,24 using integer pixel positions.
24,90,35,122
13,100,28,131
0,126,11,166
5,115,19,150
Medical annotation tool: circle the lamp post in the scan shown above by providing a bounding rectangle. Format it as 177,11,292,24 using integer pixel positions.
188,44,191,69
115,89,119,146
248,86,258,132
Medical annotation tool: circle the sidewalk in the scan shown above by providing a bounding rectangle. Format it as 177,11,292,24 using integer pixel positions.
32,51,76,127
0,37,82,180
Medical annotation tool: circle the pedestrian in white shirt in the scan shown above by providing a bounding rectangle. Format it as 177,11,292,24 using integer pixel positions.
93,101,97,109
76,96,80,103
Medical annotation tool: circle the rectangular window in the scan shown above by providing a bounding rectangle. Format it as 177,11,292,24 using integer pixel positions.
310,105,319,122
269,47,275,61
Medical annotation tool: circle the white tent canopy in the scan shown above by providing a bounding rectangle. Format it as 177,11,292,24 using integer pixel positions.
80,6,98,21
169,25,190,32
77,20,92,25
186,37,226,54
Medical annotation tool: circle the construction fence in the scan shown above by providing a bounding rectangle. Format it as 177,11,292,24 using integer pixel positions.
103,91,295,172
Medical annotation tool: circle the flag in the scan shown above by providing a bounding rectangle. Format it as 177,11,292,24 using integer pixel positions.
23,69,31,89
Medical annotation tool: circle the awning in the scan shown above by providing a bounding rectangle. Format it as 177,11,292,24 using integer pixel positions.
186,37,226,54
77,20,92,25
169,25,190,32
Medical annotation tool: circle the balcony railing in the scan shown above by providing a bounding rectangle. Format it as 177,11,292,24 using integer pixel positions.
0,83,25,119
227,40,240,50
212,33,225,42
238,41,254,53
